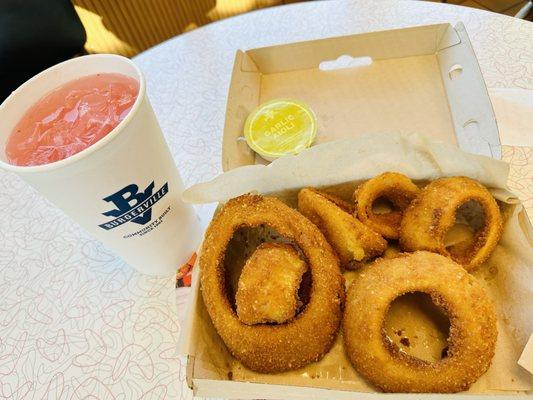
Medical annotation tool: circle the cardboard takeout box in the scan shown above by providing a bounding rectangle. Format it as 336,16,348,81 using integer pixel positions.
178,23,532,399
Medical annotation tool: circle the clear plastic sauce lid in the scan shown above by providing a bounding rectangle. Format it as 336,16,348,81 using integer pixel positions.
244,99,317,161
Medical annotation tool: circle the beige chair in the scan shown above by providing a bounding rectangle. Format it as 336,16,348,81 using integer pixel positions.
514,0,532,18
72,0,293,56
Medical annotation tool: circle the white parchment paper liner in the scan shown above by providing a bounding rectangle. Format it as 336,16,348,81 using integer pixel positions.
183,132,515,204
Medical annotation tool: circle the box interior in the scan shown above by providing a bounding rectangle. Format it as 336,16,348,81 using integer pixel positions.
222,23,500,171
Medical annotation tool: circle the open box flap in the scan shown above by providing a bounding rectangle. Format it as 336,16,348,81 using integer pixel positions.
221,23,500,172
245,24,460,74
222,51,259,171
437,23,500,158
190,380,528,400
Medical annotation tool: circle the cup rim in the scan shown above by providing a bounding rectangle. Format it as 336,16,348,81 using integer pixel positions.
0,54,146,173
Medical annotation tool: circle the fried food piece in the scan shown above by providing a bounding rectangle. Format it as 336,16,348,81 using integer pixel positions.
354,172,420,239
236,243,307,325
200,194,344,373
382,243,401,259
343,251,497,393
316,191,355,214
400,177,503,271
298,188,386,269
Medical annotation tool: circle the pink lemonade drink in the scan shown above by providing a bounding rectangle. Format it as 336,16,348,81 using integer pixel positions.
6,73,139,166
0,55,201,276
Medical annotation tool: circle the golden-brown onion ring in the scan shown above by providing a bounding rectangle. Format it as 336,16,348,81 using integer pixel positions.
200,194,344,373
298,188,387,269
354,172,420,239
399,177,502,271
343,251,497,393
235,243,307,325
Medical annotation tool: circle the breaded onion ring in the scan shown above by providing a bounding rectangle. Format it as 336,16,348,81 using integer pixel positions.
200,194,344,373
343,251,497,393
298,188,386,269
400,177,503,271
235,243,307,325
354,172,420,239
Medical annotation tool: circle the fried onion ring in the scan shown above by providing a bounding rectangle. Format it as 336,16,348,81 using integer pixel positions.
400,177,503,270
354,172,420,239
200,194,344,373
235,243,307,325
343,251,497,393
298,188,387,269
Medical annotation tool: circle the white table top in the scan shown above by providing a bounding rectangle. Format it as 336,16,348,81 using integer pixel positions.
2,1,532,398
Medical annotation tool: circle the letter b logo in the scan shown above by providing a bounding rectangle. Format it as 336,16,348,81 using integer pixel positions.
103,182,155,225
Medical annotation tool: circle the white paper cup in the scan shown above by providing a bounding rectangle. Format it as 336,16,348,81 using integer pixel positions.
0,54,201,276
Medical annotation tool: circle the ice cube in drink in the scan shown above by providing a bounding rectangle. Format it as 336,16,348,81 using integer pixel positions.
5,73,139,166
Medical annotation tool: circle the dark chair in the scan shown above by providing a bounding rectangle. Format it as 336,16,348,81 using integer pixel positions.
0,0,86,101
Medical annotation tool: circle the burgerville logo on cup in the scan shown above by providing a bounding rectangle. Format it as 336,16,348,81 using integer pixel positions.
98,181,171,238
